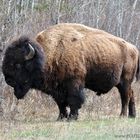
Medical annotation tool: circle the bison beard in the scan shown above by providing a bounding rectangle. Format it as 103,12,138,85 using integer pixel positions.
2,23,140,121
14,84,31,99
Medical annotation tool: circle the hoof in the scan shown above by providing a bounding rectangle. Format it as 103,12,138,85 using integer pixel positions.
128,114,136,118
67,114,78,121
56,113,68,121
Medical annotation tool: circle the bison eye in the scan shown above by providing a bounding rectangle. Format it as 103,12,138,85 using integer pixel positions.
15,64,21,69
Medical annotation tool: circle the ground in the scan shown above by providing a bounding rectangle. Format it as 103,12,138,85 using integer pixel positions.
1,118,140,140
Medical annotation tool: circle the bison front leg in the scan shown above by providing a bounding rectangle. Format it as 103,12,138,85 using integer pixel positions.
53,97,68,121
67,79,85,120
117,81,136,118
56,101,68,121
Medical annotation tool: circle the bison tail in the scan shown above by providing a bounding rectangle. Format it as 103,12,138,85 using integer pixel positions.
136,53,140,81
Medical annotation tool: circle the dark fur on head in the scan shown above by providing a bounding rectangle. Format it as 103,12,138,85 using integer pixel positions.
2,36,45,99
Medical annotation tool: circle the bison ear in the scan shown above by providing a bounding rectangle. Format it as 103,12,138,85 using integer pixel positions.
25,43,35,60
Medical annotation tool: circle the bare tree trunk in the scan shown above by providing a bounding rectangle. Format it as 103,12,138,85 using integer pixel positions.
135,30,140,48
50,0,63,25
56,0,63,24
126,0,138,40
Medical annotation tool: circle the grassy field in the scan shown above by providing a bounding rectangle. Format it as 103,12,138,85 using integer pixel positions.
1,117,140,140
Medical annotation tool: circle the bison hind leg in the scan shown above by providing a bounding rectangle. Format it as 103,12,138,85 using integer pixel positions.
128,90,136,118
116,81,136,118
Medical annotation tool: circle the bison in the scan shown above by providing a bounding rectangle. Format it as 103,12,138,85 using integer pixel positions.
2,23,140,120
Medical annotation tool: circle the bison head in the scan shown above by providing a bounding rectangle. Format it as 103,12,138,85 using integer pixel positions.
2,36,45,99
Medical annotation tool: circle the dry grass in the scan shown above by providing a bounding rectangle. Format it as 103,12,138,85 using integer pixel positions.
0,82,140,140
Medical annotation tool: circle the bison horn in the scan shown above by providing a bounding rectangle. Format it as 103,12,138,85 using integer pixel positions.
25,43,35,60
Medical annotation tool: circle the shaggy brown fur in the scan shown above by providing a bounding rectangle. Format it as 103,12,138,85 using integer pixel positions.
2,23,139,120
36,23,139,88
